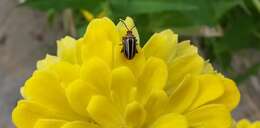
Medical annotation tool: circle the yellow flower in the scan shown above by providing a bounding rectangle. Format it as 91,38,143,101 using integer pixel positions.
12,17,240,128
236,119,260,128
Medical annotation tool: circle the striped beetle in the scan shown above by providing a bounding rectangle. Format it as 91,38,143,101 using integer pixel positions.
120,19,138,60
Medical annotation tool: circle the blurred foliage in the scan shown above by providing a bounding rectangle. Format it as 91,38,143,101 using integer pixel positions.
235,63,260,83
22,0,260,83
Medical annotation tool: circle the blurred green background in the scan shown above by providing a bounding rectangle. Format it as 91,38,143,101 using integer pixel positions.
0,0,259,127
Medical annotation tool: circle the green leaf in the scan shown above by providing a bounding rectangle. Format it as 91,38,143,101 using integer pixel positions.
217,11,260,52
47,9,56,26
252,0,260,13
205,7,260,70
22,0,105,14
110,0,197,15
179,0,242,26
77,24,87,37
126,0,243,29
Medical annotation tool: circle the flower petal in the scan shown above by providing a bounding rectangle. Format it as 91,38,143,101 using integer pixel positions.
137,57,168,103
12,100,74,128
211,77,240,111
82,17,119,66
34,119,67,128
151,113,188,128
201,61,215,74
111,67,137,112
83,17,120,46
38,58,80,88
62,121,100,128
66,80,97,117
50,62,80,88
168,75,199,114
87,95,123,128
167,54,204,93
37,55,59,70
125,101,146,128
143,29,177,62
117,17,140,44
113,45,145,76
114,17,145,76
185,104,232,128
82,40,113,67
188,74,225,110
23,70,74,114
81,58,111,96
74,38,84,64
145,91,169,124
174,40,198,58
250,122,260,128
12,100,48,128
57,36,77,64
236,119,251,128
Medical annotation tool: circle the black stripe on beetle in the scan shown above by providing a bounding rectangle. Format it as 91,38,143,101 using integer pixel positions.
120,19,138,60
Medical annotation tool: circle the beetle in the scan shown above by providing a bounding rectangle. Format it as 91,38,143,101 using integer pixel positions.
120,19,138,60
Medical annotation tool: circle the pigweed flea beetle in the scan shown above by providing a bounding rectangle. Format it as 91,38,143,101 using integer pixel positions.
119,19,138,60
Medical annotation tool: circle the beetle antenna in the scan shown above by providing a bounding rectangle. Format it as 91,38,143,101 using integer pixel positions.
119,19,130,31
130,25,136,31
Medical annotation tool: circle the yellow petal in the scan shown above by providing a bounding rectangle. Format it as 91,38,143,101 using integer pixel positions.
74,38,84,64
185,104,232,128
189,74,225,110
236,119,251,128
117,17,140,44
12,100,49,128
37,55,59,70
137,57,168,104
80,58,111,96
201,61,215,74
211,77,240,111
34,119,67,128
87,95,123,128
143,29,177,62
38,58,80,88
174,40,198,58
84,17,120,45
145,91,169,124
168,75,199,114
125,101,146,128
50,61,80,88
66,80,97,117
23,70,73,114
82,17,119,66
167,54,204,93
82,40,113,67
250,122,260,128
151,113,188,128
12,100,74,128
57,36,77,64
111,66,137,112
114,17,144,75
62,121,100,128
113,45,145,76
